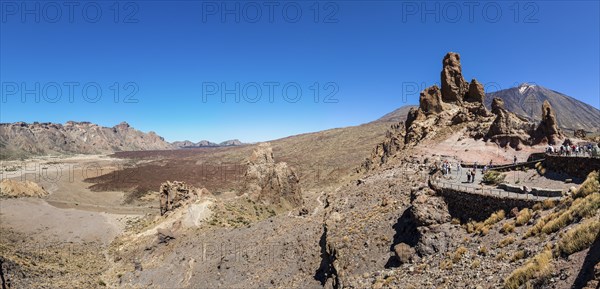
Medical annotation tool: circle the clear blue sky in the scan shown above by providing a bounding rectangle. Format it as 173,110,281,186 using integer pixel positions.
1,1,598,143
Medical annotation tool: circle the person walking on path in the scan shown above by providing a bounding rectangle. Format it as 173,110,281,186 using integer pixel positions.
467,170,471,183
513,156,517,165
471,169,476,183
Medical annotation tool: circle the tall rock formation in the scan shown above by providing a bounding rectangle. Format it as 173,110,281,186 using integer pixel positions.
533,100,564,145
403,52,493,146
440,52,469,103
242,143,303,206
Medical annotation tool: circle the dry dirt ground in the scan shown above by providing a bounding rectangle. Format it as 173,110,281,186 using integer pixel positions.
0,155,151,288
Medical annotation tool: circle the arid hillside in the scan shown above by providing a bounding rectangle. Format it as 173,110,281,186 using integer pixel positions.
86,120,396,199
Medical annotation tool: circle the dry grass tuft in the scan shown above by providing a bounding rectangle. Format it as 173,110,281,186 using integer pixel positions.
541,193,600,235
510,250,527,262
452,246,468,263
573,171,599,199
557,217,600,256
501,222,515,234
515,208,532,226
499,236,515,248
484,210,506,227
542,199,557,210
504,249,553,289
478,246,488,256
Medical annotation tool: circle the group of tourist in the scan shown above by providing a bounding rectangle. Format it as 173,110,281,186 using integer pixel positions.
441,160,452,175
440,159,497,183
466,169,476,183
547,143,600,157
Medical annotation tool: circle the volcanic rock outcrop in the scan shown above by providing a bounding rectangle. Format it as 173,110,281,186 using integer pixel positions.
532,100,564,145
362,123,405,171
242,143,302,206
465,78,485,103
404,52,494,146
409,185,452,256
0,179,49,198
364,52,497,168
486,98,535,149
419,85,446,114
441,52,469,103
159,181,209,215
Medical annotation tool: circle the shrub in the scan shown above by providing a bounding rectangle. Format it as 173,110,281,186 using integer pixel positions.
557,217,600,256
471,259,481,269
452,246,468,263
504,249,553,289
466,221,483,234
542,193,600,234
478,246,488,256
573,171,599,199
482,171,506,185
515,208,532,226
501,222,515,234
525,212,558,238
510,250,526,262
542,199,557,209
484,210,506,227
499,236,515,248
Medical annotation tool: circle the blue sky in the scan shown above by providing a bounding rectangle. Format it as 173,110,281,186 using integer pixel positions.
1,1,599,143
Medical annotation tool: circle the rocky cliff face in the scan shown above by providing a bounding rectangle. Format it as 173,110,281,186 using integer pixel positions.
242,143,303,206
0,121,173,159
361,123,405,171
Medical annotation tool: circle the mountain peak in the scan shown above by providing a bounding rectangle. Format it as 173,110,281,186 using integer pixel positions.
518,83,537,94
485,85,600,133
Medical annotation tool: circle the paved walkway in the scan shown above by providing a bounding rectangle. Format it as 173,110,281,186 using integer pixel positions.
430,172,562,202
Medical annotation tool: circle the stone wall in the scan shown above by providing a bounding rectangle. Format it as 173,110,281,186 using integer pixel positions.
433,186,538,222
545,155,600,179
497,183,563,198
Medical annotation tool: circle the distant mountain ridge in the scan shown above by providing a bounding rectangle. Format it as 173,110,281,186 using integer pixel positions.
172,139,244,148
0,121,174,159
485,84,600,133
